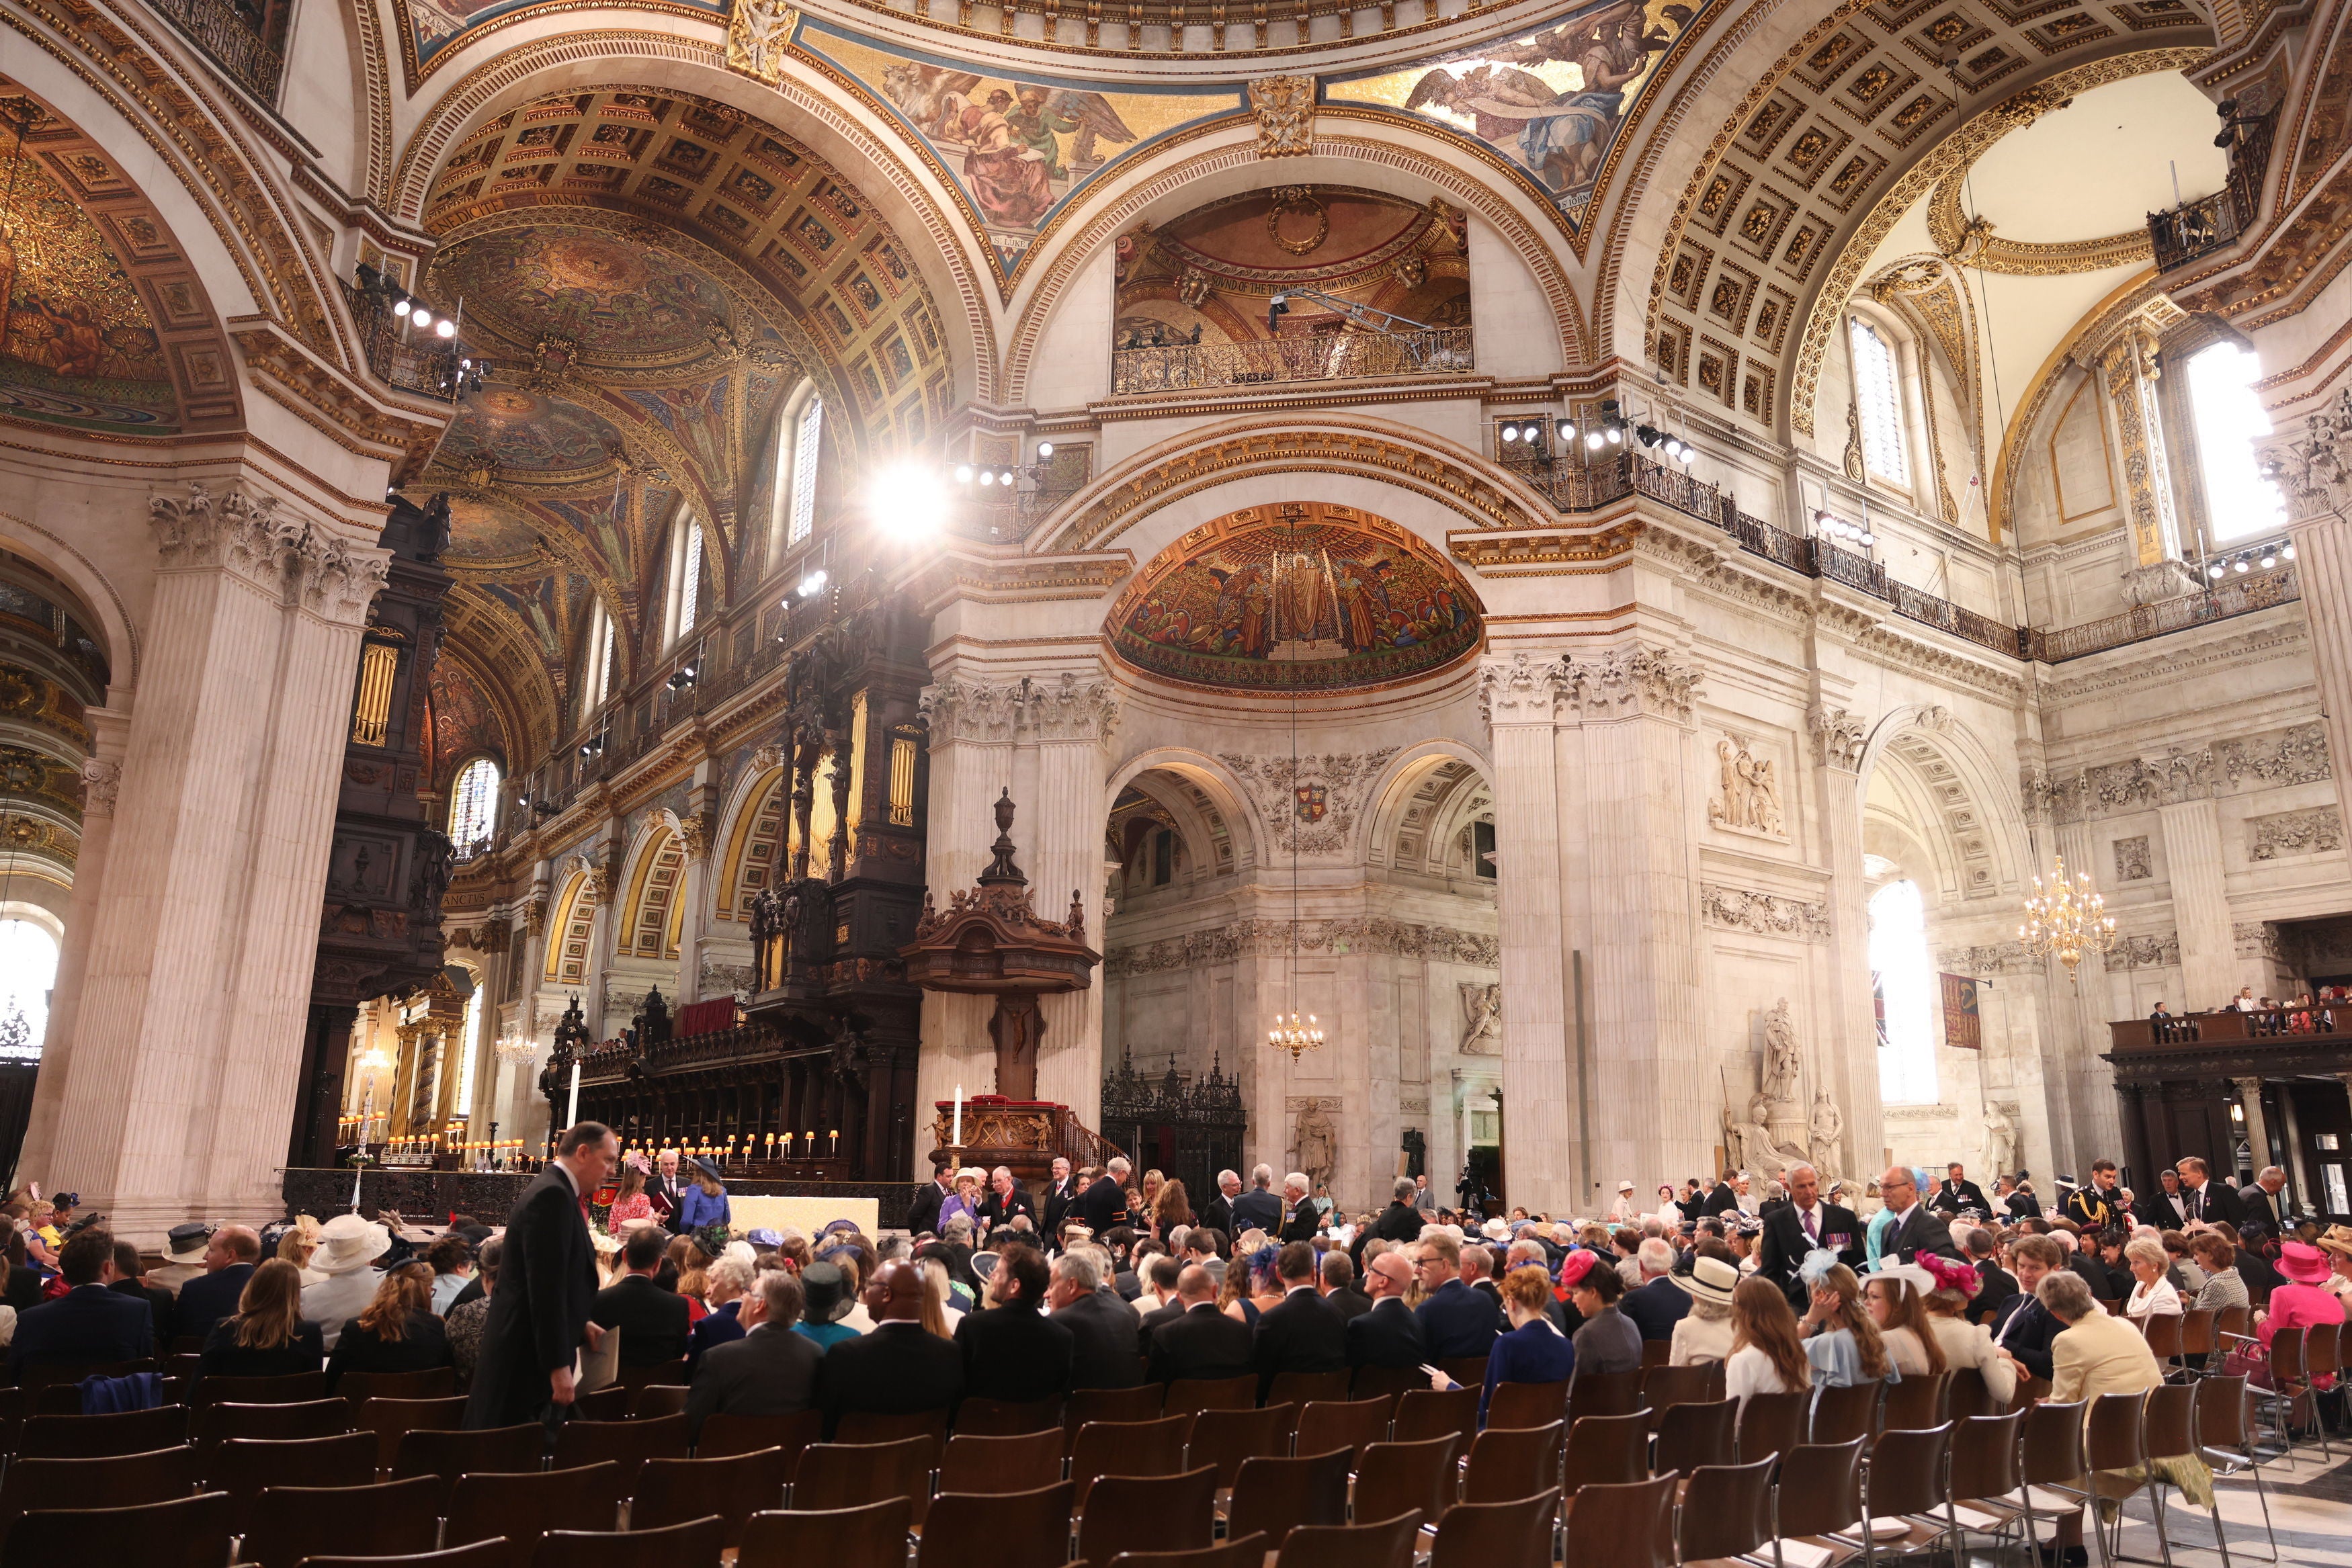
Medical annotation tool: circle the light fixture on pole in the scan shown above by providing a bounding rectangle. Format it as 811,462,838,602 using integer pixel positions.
2017,854,2117,982
1267,513,1323,1066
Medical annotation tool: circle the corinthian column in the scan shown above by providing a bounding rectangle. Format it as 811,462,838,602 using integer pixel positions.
1808,705,1882,1182
2265,407,2352,830
1030,672,1120,1121
35,480,388,1230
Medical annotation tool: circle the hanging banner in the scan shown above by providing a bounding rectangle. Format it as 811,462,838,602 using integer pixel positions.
1940,973,1982,1051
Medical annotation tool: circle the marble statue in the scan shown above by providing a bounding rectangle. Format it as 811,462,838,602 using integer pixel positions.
1808,1090,1845,1186
1722,998,1843,1183
1294,1100,1337,1193
1761,998,1804,1106
1982,1100,2017,1177
1459,982,1501,1054
1709,737,1786,835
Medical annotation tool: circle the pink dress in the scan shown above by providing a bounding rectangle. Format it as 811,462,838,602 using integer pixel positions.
607,1194,655,1230
2257,1281,2345,1389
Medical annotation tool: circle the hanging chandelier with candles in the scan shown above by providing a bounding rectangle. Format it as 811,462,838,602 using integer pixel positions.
2018,853,2117,979
1268,521,1324,1065
1269,1010,1323,1061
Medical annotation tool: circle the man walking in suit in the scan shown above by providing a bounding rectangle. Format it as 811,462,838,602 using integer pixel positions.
650,1147,688,1229
2237,1166,2289,1232
1878,1166,1962,1264
1700,1172,1740,1218
1078,1157,1134,1236
1049,1250,1142,1388
466,1121,615,1429
1230,1166,1283,1237
592,1224,693,1366
1251,1242,1345,1399
2177,1156,2244,1227
1277,1173,1320,1243
1042,1158,1081,1236
1756,1162,1862,1309
1148,1265,1253,1382
814,1259,965,1431
685,1268,821,1441
1202,1170,1242,1238
1931,1163,1990,1217
10,1230,151,1374
1347,1252,1427,1368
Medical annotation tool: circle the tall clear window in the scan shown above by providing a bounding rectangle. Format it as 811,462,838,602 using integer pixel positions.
454,982,482,1119
0,920,57,1061
448,757,501,854
788,394,823,546
665,508,703,648
1850,318,1909,484
578,600,614,718
2187,341,2287,543
1869,879,1939,1105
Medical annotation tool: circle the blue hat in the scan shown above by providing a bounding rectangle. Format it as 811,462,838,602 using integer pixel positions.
746,1227,783,1247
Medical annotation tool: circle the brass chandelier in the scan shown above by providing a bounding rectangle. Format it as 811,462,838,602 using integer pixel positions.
2018,853,2117,980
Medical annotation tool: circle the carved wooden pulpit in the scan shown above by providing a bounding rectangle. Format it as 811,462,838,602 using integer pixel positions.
898,789,1098,1102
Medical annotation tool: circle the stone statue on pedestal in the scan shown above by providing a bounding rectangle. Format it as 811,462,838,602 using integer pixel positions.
1293,1100,1337,1194
1808,1090,1845,1187
1722,999,1845,1183
1982,1101,2017,1177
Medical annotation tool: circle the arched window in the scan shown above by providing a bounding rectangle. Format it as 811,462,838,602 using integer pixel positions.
0,919,58,1061
448,756,501,853
769,388,825,558
1850,318,1909,484
662,503,704,648
1868,879,1939,1105
577,599,614,718
2185,341,2287,541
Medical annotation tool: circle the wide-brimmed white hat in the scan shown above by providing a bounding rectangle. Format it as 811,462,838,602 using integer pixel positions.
1673,1255,1740,1306
1480,1218,1512,1242
310,1214,391,1275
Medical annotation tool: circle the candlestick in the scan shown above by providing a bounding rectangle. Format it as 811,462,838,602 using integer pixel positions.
565,1059,581,1129
829,1128,839,1155
952,1084,962,1146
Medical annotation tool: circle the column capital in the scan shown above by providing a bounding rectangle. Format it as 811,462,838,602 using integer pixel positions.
921,670,1120,746
79,758,123,818
148,481,388,623
2231,1074,2265,1095
1476,651,1566,726
1563,644,1704,724
1808,705,1868,771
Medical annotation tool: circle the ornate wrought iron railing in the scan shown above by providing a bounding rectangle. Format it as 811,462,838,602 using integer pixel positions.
144,0,285,103
2025,562,2300,661
2150,114,2272,273
343,269,485,400
1109,326,1474,395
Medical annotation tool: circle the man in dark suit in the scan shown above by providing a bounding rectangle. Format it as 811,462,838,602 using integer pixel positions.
1277,1175,1320,1244
1962,1227,2017,1329
1138,1268,1189,1354
1411,1234,1497,1358
1989,1236,2066,1383
1251,1242,1345,1399
815,1259,965,1431
1346,1252,1425,1369
108,1238,173,1354
1042,1158,1081,1236
1700,1172,1740,1218
592,1224,693,1367
2139,1170,2193,1231
467,1121,614,1430
685,1268,821,1441
979,1166,1036,1233
1756,1162,1864,1309
171,1224,261,1347
1318,1252,1371,1323
1229,1166,1283,1237
2177,1157,2244,1227
1354,1180,1427,1264
1877,1167,1961,1263
1202,1170,1243,1239
906,1159,956,1239
2237,1167,2288,1233
650,1147,689,1229
11,1230,152,1374
1619,1239,1691,1342
956,1245,1074,1403
1931,1164,1990,1217
1148,1266,1254,1383
1049,1250,1142,1388
1077,1157,1134,1236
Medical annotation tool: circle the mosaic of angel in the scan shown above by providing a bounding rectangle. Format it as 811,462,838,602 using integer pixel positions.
880,66,1138,230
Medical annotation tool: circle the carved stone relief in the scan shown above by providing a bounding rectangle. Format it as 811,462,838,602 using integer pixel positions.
1708,736,1787,836
1699,883,1832,943
1458,982,1501,1055
1220,748,1398,855
1106,917,1497,976
1249,76,1315,157
2234,921,2286,961
2112,835,2152,881
2046,724,2331,823
2248,806,2342,861
1808,706,1868,771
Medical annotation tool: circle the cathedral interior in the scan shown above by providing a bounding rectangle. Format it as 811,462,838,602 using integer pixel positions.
6,0,2352,1228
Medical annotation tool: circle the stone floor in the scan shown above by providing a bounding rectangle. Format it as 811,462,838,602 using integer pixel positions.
2072,1438,2350,1568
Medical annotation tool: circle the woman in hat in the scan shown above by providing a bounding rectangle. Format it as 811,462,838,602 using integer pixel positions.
199,1258,325,1383
1863,1266,1947,1378
1668,1254,1740,1364
276,1216,324,1284
792,1261,859,1349
1915,1251,2016,1404
2254,1241,2347,1393
677,1157,732,1252
1796,1256,1898,1388
325,1260,453,1393
1724,1275,1810,1410
938,1168,984,1233
606,1157,655,1233
2318,1229,2352,1309
300,1214,393,1350
1563,1250,1642,1377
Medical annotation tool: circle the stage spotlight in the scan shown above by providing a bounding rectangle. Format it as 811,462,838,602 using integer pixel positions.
1587,431,1605,451
2208,562,2226,579
869,460,950,539
1500,423,1521,443
435,318,456,339
798,569,828,599
1556,421,1577,441
1036,442,1054,459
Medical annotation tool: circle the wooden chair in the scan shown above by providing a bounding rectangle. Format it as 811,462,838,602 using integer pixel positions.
1636,1364,1722,1428
1075,1465,1218,1568
390,1422,545,1497
298,1546,509,1568
915,1479,1075,1568
1483,1380,1570,1431
1104,1532,1269,1568
1273,1508,1423,1568
940,1428,1066,1494
210,1432,376,1532
1558,1473,1675,1568
739,1497,913,1568
19,1358,156,1393
1225,1447,1351,1547
1673,1458,1776,1567
1392,1387,1478,1450
618,1358,690,1395
1070,1413,1195,1502
2142,1311,2185,1368
793,1434,938,1524
190,1396,351,1456
336,1367,456,1405
1564,1368,1644,1420
361,1394,470,1474
1944,1366,1994,1423
956,1396,1062,1436
1839,1424,1957,1564
1067,1385,1167,1448
443,1461,624,1561
1945,1410,2028,1555
1293,1399,1390,1465
1462,1420,1564,1505
836,1405,950,1458
1732,1389,1809,1464
242,1477,444,1568
1187,1404,1294,1489
2179,1308,2218,1369
1427,1489,1556,1568
632,1446,788,1544
1348,1366,1425,1408
1265,1370,1351,1409
1353,1435,1458,1529
532,1514,726,1568
2194,1373,2281,1563
16,1403,187,1458
0,1445,197,1539
7,1491,230,1568
629,1383,691,1420
188,1369,328,1408
1880,1370,1951,1433
1163,1375,1256,1418
696,1407,823,1468
1767,1440,1866,1568
1560,1411,1648,1497
1640,1340,1673,1369
1808,1380,1882,1444
1435,1358,1489,1392
549,1411,689,1493
1652,1397,1735,1476
571,1385,630,1422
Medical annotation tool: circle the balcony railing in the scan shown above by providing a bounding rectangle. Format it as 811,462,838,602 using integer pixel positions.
2150,114,2272,272
1109,326,1474,396
144,0,285,103
345,269,485,401
2025,562,2298,661
2109,1002,2344,1054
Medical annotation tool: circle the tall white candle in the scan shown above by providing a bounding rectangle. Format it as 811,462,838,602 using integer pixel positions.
952,1084,963,1145
566,1059,581,1130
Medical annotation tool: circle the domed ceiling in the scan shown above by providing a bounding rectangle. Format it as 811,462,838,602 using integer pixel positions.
439,389,628,483
431,226,739,372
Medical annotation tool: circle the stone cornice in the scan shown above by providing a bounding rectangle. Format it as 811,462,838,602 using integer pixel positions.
901,548,1135,616
1476,642,1705,727
921,670,1122,746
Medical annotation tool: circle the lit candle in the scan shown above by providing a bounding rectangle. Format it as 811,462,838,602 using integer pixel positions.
829,1128,839,1155
565,1058,581,1129
952,1084,963,1145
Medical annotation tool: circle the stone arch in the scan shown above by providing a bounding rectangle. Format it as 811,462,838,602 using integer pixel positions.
1360,744,1499,878
1104,748,1263,882
1857,707,2032,906
618,813,688,960
1001,128,1588,404
384,34,999,404
0,509,142,694
714,762,787,924
543,867,597,984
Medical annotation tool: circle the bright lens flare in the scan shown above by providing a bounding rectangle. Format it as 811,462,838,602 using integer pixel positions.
867,461,949,541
